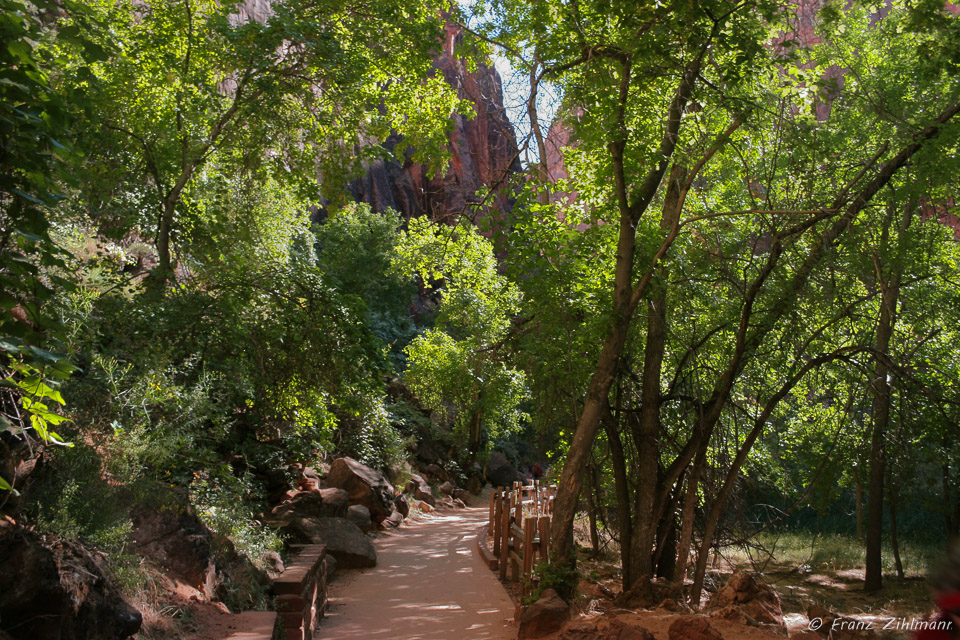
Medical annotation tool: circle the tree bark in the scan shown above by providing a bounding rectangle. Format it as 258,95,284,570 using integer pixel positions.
603,401,633,589
889,475,904,579
865,203,910,592
655,483,680,580
629,164,686,582
674,443,707,586
856,480,865,543
549,54,702,571
155,198,176,284
586,462,600,555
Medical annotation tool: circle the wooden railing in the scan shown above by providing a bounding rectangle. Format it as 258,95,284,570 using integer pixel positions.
487,481,556,598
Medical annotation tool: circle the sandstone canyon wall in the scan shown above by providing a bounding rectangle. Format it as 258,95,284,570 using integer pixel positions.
348,25,522,223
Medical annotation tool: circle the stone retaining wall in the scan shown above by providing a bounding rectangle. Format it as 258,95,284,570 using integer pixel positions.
273,544,328,640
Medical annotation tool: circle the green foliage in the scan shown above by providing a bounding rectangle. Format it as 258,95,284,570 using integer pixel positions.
524,557,579,605
314,204,419,370
397,217,529,456
0,0,82,446
28,445,132,550
337,393,408,472
190,466,282,609
51,0,463,280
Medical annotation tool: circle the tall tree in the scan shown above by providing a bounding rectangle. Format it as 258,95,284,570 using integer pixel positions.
482,0,960,591
60,0,462,285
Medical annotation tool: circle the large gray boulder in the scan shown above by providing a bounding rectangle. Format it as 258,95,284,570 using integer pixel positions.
394,494,410,517
346,505,373,533
405,473,435,505
0,523,142,639
268,489,347,523
281,517,376,569
317,487,349,517
485,451,519,488
326,457,396,523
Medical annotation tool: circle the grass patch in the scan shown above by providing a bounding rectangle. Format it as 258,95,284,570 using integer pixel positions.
725,529,943,576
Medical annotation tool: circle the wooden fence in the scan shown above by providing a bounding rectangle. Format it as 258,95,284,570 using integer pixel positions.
487,481,556,598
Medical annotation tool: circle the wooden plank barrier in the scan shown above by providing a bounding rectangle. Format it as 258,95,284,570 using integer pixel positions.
487,483,557,597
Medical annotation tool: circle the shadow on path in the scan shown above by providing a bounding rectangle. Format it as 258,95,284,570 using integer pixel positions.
316,506,516,640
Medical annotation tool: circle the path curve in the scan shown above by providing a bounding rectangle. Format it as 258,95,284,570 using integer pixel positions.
316,505,516,640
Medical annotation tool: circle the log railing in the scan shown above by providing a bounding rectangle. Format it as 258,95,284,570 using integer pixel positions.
487,481,556,598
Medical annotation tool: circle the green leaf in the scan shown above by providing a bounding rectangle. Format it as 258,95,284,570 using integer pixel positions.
0,475,19,495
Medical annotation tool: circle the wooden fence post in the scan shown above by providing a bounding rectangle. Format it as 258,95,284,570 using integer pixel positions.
538,516,550,565
522,517,536,598
493,489,503,557
499,495,511,580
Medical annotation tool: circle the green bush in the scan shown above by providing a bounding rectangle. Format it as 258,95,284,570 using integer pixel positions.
339,393,407,472
28,445,131,551
524,558,579,606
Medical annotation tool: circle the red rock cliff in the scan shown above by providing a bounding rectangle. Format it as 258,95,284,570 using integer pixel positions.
349,25,522,223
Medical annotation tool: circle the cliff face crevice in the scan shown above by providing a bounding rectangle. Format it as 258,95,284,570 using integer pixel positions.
350,25,522,223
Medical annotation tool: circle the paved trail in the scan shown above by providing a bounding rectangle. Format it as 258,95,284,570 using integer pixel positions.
316,505,516,640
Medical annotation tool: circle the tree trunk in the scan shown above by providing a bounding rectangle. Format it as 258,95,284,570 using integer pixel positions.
603,402,633,590
629,164,685,582
856,480,865,543
549,58,704,571
155,198,176,284
468,406,483,456
586,463,600,556
889,476,904,579
655,489,679,580
865,203,908,593
675,444,707,586
630,292,667,580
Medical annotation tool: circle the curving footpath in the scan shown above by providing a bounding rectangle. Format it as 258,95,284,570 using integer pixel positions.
315,505,516,640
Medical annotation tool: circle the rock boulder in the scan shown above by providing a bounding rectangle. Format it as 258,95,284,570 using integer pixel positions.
518,589,569,639
668,617,724,640
605,619,656,640
326,457,395,523
485,451,519,488
268,489,348,523
131,506,219,597
424,463,448,482
394,494,410,518
406,474,435,505
382,510,404,528
346,505,373,533
317,488,349,517
706,571,783,626
280,517,376,569
0,523,142,639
